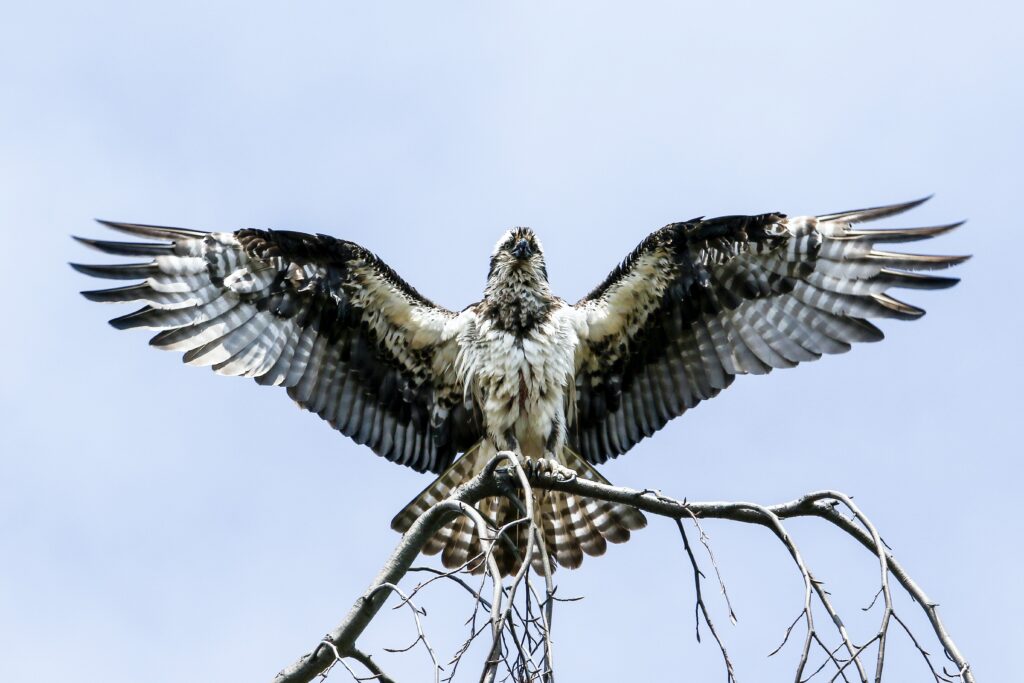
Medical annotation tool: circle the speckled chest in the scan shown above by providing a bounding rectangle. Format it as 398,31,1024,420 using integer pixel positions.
457,307,580,449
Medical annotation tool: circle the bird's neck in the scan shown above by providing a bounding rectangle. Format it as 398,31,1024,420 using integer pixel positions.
482,270,554,335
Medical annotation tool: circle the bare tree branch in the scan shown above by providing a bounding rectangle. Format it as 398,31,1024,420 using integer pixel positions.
536,477,974,683
348,649,394,683
675,517,736,681
273,459,506,683
272,454,973,683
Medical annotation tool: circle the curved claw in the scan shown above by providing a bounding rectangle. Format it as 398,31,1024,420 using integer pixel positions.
525,456,579,483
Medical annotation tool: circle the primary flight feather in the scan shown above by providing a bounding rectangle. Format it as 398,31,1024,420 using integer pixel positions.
73,197,966,575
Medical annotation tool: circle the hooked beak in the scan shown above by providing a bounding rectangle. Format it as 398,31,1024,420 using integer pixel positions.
511,238,533,260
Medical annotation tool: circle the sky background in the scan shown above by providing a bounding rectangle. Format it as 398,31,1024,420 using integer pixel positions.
1,2,1020,681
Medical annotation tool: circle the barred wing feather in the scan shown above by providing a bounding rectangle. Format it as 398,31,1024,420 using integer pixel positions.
572,198,966,464
73,222,481,473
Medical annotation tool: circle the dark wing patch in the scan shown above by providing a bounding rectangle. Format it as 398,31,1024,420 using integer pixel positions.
572,200,965,464
73,222,481,473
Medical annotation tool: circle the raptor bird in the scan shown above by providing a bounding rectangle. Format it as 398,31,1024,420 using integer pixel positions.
73,197,966,575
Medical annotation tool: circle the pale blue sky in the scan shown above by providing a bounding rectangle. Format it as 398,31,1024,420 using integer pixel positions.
1,2,1019,681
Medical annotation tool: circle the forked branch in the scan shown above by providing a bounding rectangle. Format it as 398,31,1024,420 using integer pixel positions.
272,453,973,683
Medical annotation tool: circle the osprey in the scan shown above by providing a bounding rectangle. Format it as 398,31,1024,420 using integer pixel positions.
73,198,965,575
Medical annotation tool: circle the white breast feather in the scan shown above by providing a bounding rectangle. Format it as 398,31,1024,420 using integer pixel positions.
455,303,580,458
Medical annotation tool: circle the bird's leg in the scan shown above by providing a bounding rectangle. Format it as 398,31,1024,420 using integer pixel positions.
499,430,522,463
496,431,537,482
497,429,576,482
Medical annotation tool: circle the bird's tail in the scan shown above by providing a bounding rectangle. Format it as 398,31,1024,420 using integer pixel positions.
391,443,646,576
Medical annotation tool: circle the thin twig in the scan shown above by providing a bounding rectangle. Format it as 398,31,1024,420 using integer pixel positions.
675,518,736,681
273,456,973,683
348,648,395,683
370,582,441,682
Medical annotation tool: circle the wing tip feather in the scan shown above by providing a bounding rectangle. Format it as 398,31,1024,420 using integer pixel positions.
94,218,207,240
81,286,136,302
108,306,153,330
819,195,933,224
871,293,926,320
845,220,967,244
70,261,156,280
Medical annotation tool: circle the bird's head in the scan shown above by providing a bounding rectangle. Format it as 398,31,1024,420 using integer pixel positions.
487,227,548,285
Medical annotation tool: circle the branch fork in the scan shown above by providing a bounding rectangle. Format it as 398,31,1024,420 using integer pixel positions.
272,454,973,683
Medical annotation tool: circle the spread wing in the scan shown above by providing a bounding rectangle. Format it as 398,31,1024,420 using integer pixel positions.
72,222,481,473
571,198,966,464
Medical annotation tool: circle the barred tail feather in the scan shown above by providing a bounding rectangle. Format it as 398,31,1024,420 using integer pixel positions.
555,448,646,557
391,442,482,535
391,443,647,576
